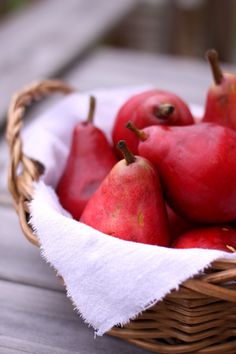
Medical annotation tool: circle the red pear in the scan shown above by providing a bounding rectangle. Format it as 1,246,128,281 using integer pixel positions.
80,141,169,246
57,96,117,220
112,90,194,155
203,49,236,130
127,121,236,223
173,226,236,252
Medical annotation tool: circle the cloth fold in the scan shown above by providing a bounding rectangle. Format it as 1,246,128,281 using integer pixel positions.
26,86,235,335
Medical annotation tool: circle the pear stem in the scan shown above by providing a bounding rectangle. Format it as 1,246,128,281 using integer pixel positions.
206,49,223,85
155,103,175,119
117,140,136,165
126,121,148,141
226,244,236,253
86,96,96,123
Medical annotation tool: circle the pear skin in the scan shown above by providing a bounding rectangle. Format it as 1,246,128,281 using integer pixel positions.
173,226,236,252
81,142,169,246
136,123,236,223
203,49,236,130
57,97,117,220
112,90,194,155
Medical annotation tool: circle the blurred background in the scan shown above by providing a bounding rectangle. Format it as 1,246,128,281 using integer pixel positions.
108,0,235,62
1,0,235,61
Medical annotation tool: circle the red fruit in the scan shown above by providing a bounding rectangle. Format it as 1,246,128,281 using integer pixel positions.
127,121,236,223
81,141,169,246
166,204,193,241
203,49,236,130
112,90,194,155
57,97,117,220
173,226,236,252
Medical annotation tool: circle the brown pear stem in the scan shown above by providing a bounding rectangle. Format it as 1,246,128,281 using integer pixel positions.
206,49,223,85
226,245,236,253
117,140,136,165
155,103,175,119
86,96,96,123
126,121,148,141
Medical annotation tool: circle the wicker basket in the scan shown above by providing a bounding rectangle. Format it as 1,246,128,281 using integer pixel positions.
6,80,236,354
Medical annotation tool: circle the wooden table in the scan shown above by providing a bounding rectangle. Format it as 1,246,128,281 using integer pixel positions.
1,27,236,354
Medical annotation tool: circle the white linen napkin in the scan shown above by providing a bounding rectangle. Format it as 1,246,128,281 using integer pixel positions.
25,86,236,335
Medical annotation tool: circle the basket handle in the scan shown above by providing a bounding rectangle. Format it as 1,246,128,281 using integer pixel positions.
6,79,74,245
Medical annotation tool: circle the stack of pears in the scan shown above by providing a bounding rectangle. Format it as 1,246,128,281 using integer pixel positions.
57,49,236,252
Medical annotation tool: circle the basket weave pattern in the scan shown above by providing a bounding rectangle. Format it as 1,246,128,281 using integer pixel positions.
6,80,236,353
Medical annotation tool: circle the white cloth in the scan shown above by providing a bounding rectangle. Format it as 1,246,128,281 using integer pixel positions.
25,87,235,335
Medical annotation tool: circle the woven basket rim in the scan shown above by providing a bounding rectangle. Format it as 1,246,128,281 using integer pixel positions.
6,79,73,245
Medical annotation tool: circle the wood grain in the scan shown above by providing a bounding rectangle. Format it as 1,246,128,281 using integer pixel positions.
0,139,9,196
0,336,79,354
0,280,149,354
0,207,62,291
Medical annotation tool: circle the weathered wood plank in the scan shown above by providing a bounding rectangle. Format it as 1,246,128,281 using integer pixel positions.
0,336,79,354
0,139,9,199
0,207,62,291
0,0,136,128
65,46,236,106
0,280,149,354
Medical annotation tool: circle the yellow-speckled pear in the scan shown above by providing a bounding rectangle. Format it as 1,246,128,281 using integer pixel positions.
80,140,169,246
